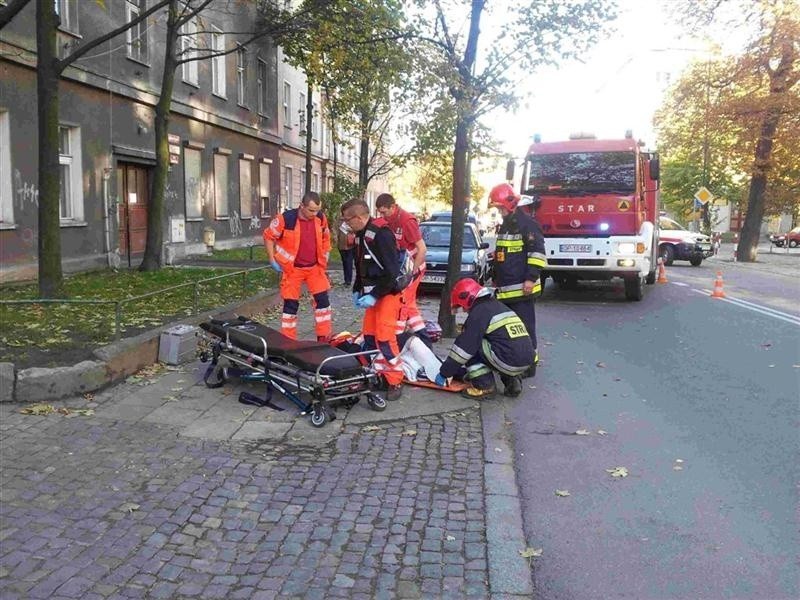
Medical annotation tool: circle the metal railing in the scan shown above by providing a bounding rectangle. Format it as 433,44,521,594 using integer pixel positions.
0,266,271,341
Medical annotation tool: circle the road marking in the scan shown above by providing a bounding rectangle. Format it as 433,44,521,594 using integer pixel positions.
691,288,800,326
671,282,690,287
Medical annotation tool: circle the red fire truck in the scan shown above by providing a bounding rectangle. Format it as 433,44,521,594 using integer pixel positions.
510,132,660,301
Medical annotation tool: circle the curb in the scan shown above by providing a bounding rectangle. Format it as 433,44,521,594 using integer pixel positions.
3,290,282,403
481,398,535,598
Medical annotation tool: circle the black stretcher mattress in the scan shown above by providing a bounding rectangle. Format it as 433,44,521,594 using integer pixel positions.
200,317,364,378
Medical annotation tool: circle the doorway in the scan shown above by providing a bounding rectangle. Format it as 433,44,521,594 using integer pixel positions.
117,163,150,266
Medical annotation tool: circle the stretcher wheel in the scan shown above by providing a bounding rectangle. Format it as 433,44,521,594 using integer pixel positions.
366,393,387,412
310,408,327,428
204,364,227,389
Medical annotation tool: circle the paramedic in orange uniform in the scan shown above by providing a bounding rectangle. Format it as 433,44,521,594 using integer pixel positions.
375,193,429,342
263,191,332,341
342,198,404,399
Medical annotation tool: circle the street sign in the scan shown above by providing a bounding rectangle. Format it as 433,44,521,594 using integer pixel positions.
694,186,713,205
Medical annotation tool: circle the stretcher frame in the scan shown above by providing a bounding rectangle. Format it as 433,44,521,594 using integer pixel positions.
198,321,387,427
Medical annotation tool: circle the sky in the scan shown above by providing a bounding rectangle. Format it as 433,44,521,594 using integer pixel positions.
484,0,709,158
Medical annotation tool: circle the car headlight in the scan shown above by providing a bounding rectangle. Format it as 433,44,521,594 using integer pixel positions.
617,242,635,254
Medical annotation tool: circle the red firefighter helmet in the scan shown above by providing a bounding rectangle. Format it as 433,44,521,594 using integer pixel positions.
450,277,485,313
488,183,519,212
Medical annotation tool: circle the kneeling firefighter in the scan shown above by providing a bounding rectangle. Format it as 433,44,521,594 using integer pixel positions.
434,278,534,399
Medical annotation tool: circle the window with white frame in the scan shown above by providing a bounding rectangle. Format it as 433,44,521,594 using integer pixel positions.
58,125,83,223
298,92,306,130
282,82,291,128
211,27,226,97
311,172,319,193
236,46,247,106
181,19,198,85
284,166,293,207
55,0,79,34
184,147,203,219
312,102,319,140
238,158,252,219
259,161,271,216
257,59,268,116
214,153,229,218
0,110,13,227
300,168,306,193
125,0,148,63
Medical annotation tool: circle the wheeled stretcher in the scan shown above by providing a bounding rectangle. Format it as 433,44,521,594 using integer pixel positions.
197,316,387,427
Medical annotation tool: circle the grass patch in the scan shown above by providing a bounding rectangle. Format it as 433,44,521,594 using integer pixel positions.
0,266,278,369
193,245,343,265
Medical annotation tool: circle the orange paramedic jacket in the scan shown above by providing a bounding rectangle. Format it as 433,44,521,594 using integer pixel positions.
263,208,331,271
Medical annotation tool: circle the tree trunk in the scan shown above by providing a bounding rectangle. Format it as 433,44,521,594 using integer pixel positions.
304,81,313,192
437,0,484,336
358,112,369,189
36,0,63,297
738,46,795,262
140,1,179,271
438,116,469,336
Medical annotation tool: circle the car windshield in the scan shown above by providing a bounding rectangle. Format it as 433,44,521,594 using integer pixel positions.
420,224,478,248
526,151,636,193
659,218,687,231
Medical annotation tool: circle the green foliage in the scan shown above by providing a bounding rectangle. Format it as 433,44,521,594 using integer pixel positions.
320,174,364,230
0,267,277,368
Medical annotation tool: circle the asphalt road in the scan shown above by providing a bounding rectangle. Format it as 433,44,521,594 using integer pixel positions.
511,260,799,599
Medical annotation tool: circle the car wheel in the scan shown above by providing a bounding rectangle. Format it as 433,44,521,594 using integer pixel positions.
689,255,703,266
790,240,799,248
658,244,675,266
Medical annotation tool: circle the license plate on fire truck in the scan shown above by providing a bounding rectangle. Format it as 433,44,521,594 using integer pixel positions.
560,244,592,253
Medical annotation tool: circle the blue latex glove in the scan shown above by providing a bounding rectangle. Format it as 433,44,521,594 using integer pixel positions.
352,292,360,307
270,260,282,273
355,294,377,309
434,373,447,387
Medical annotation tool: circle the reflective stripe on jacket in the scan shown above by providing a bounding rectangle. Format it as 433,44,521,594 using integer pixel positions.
493,208,546,302
439,296,534,378
263,209,331,270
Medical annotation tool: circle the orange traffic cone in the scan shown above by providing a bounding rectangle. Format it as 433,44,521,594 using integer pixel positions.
656,258,668,284
711,271,726,299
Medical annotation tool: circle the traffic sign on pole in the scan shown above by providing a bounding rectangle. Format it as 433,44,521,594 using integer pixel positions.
694,187,713,205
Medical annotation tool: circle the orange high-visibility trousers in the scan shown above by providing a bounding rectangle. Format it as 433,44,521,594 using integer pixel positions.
278,264,332,340
398,268,425,335
362,292,404,385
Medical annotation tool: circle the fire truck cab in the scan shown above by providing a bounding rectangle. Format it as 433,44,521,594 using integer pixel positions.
511,132,660,301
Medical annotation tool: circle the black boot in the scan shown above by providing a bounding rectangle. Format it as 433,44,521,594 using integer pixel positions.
501,375,522,397
521,364,536,379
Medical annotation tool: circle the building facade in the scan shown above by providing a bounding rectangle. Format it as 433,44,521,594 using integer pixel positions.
0,0,381,283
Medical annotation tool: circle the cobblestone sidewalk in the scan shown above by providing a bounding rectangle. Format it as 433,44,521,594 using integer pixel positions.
0,406,488,599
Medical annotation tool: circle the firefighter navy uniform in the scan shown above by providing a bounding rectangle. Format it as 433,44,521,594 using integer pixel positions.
438,294,534,395
263,208,332,340
493,207,546,371
354,218,404,386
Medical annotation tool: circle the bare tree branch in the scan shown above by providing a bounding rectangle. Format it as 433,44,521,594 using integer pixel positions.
0,0,30,31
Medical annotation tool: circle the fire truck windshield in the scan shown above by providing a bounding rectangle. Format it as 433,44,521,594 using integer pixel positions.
526,151,636,193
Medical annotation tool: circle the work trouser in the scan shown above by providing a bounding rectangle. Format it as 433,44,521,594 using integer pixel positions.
398,268,425,335
456,345,528,391
338,247,355,285
362,292,404,386
279,264,332,340
503,297,538,356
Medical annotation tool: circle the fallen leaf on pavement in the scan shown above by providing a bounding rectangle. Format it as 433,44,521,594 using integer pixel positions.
120,502,140,513
446,535,456,541
401,430,417,436
83,393,94,401
575,429,591,436
70,408,95,417
597,430,607,435
555,490,570,497
673,465,684,471
606,466,629,478
362,425,381,432
20,404,55,416
519,547,543,564
596,362,606,368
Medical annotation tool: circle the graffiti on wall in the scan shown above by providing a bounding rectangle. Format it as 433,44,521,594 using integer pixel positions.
14,169,39,207
229,211,242,236
249,215,260,230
